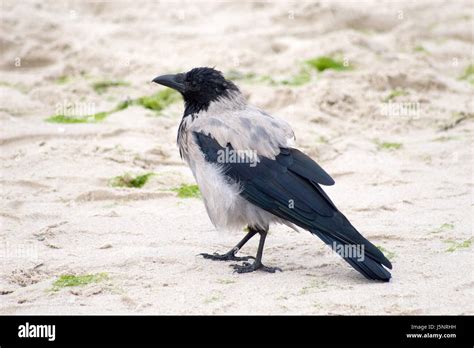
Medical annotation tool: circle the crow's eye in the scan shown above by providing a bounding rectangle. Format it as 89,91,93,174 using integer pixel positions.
186,79,200,92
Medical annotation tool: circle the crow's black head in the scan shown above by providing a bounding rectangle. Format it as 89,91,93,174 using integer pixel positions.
152,67,239,116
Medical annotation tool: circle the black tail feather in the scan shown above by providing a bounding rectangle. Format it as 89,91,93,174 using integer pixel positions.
312,229,392,282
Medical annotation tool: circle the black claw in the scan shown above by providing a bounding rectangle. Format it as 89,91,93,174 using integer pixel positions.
230,261,282,273
199,252,254,262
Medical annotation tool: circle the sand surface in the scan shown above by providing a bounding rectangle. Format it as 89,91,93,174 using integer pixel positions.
0,0,473,314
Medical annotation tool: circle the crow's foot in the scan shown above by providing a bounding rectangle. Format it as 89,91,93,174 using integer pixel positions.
199,250,254,262
230,261,282,273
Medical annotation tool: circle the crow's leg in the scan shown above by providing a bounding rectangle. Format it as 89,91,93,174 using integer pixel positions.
230,229,282,273
199,228,257,261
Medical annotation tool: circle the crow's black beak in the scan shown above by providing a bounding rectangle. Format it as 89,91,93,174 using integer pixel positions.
152,73,185,93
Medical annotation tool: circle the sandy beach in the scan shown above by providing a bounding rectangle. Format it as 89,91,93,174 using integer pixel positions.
0,0,473,314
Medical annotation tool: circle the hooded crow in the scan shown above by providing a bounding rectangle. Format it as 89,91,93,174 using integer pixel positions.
152,67,392,281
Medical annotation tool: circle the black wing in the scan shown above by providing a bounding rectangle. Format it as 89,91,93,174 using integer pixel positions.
194,131,392,281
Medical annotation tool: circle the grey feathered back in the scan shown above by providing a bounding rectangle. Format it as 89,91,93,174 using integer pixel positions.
188,91,295,159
